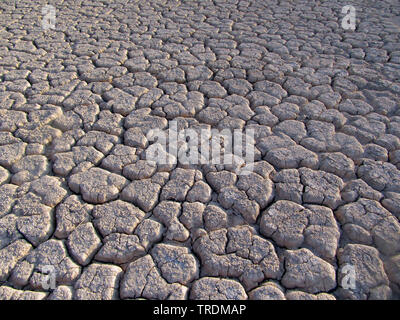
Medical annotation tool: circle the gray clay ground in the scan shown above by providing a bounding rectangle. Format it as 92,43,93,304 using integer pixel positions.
0,0,400,300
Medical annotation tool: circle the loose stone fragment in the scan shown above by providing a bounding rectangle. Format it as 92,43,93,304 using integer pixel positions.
190,277,247,300
282,248,336,293
69,168,128,204
74,263,123,300
67,222,102,266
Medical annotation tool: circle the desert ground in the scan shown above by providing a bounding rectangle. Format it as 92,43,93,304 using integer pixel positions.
0,0,400,300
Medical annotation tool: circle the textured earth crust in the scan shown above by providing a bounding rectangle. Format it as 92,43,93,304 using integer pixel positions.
1,0,400,300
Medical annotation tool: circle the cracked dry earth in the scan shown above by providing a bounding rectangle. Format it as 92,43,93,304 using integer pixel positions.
0,0,400,301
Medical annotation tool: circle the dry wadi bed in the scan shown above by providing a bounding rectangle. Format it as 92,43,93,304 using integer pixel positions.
0,0,400,300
